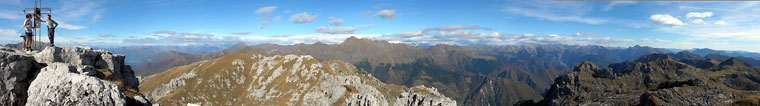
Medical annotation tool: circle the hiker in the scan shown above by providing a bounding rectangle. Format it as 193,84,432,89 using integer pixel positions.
22,14,33,51
40,14,57,46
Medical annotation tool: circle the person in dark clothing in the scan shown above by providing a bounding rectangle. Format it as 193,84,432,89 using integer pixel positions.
41,14,58,46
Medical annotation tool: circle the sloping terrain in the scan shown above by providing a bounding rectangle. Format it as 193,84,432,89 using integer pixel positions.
133,37,674,105
519,53,760,105
139,53,456,105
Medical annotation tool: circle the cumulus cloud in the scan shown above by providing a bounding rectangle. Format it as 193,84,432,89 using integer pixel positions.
422,25,492,32
255,6,278,14
328,17,344,26
691,19,706,24
231,32,252,35
373,10,396,20
650,14,685,26
315,26,357,34
98,34,114,37
685,12,713,19
289,12,318,24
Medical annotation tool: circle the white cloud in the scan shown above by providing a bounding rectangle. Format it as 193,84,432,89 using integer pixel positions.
603,1,637,11
691,19,706,24
685,12,713,19
422,25,492,32
714,21,726,25
259,16,281,29
283,10,291,14
372,25,648,46
650,14,685,26
0,29,19,44
500,0,607,24
255,6,278,14
239,33,381,45
289,12,318,24
122,30,242,46
98,34,114,37
373,10,396,20
231,32,251,35
314,26,357,34
328,17,344,26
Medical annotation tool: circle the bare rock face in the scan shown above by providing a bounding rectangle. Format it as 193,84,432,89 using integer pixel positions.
523,54,760,106
393,85,457,106
140,53,456,106
0,47,42,106
26,63,126,106
0,46,150,106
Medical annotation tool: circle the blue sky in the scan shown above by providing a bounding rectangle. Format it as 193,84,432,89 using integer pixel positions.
0,0,758,52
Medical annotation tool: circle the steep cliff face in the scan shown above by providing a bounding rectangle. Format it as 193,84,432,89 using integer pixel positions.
139,53,456,106
519,53,760,106
0,46,150,106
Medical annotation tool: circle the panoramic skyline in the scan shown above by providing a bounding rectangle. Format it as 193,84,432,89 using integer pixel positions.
0,0,758,52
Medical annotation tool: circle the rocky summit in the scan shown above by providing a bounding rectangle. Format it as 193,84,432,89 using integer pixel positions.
518,53,760,106
0,46,150,106
139,53,456,106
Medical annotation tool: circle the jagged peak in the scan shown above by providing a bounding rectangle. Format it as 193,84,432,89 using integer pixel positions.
573,61,599,72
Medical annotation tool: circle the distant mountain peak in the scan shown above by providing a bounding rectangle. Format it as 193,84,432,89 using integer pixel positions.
719,57,751,67
635,53,673,63
231,42,247,47
341,36,372,45
573,61,599,72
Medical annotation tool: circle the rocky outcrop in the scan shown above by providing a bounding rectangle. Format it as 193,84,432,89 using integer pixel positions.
140,53,456,105
520,53,760,106
0,46,150,106
0,47,42,106
26,63,126,106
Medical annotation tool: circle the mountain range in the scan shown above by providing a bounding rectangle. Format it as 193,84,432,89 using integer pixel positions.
133,37,759,105
139,53,457,105
518,52,760,105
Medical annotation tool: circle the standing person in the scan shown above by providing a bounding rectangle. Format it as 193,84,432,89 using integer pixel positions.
22,14,33,51
41,14,58,46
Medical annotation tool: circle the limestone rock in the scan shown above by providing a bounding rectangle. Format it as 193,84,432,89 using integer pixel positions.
26,68,126,106
0,46,150,105
0,47,41,106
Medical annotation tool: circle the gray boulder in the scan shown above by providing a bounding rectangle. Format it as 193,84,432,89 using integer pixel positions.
26,65,126,106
